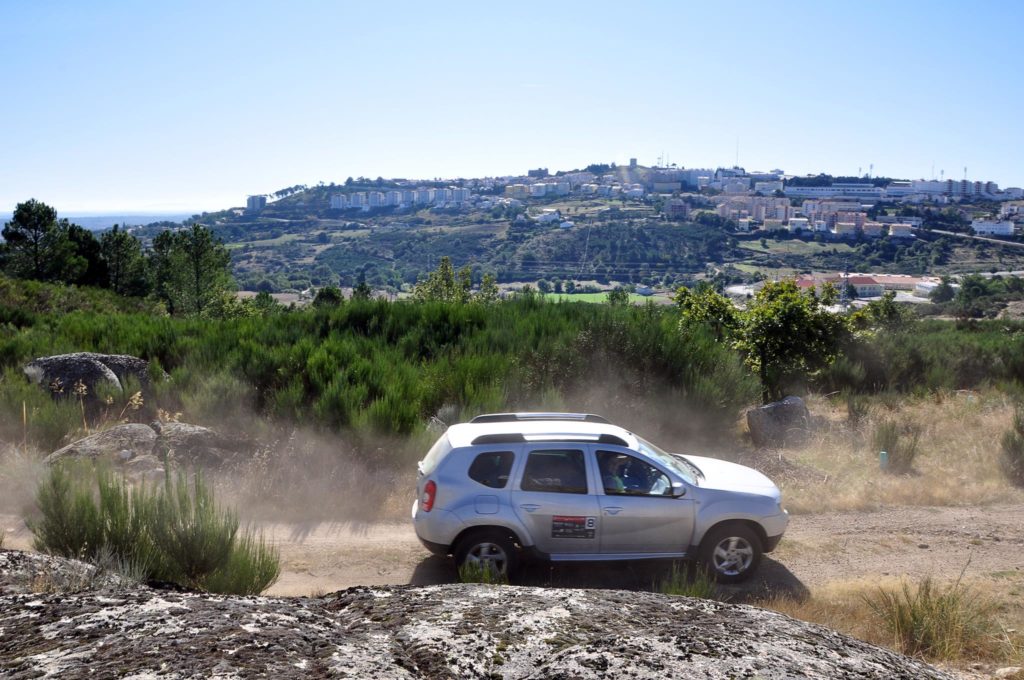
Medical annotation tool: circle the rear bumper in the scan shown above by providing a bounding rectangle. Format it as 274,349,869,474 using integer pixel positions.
418,536,450,556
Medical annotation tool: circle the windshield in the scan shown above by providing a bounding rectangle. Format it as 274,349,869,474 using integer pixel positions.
636,436,697,485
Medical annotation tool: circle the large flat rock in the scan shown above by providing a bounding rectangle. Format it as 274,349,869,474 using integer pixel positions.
0,550,950,679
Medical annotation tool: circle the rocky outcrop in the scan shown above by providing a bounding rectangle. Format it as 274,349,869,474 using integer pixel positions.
0,550,127,595
156,422,245,467
23,352,160,401
45,423,158,464
45,422,248,473
0,550,951,679
746,395,811,448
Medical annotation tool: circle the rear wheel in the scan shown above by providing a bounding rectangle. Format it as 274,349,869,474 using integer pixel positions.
700,523,762,583
454,530,518,580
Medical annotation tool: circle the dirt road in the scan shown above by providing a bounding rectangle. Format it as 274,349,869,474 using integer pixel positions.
3,504,1022,598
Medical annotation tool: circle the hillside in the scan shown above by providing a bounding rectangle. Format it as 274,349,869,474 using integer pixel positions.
125,186,1024,294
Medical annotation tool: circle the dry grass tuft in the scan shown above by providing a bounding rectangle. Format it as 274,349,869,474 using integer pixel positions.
754,575,1023,665
776,390,1024,513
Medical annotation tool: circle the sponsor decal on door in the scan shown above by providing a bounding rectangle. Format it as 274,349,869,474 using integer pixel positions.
551,515,596,539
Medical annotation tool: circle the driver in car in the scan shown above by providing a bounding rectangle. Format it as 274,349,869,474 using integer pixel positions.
601,454,628,494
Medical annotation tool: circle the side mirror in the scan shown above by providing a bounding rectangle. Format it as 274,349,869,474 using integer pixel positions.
672,482,686,498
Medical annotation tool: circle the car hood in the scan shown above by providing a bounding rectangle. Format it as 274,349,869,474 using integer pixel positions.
680,454,781,500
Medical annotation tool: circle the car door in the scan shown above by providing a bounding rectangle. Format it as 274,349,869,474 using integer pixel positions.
593,448,694,555
511,447,600,555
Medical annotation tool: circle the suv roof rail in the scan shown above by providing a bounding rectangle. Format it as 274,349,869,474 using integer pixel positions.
469,433,627,446
470,412,610,424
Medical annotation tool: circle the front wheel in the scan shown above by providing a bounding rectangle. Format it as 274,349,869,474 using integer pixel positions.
454,530,518,581
700,524,762,583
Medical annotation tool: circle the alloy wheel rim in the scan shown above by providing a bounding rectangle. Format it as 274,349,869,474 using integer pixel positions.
712,536,754,576
467,542,508,574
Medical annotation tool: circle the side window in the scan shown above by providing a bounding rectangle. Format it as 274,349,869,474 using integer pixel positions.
468,451,514,489
597,450,671,496
520,449,588,494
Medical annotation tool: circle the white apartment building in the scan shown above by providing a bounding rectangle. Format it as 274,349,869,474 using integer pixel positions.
972,220,1015,236
754,180,784,194
787,218,810,233
888,223,916,239
785,183,884,200
329,194,348,209
452,187,471,203
367,192,384,208
861,222,884,238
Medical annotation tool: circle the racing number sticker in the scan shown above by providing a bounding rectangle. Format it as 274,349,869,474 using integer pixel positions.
551,515,596,539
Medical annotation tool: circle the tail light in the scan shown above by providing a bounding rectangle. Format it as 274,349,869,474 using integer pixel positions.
422,480,437,512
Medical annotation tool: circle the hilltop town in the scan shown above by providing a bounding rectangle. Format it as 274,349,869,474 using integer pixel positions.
134,161,1024,307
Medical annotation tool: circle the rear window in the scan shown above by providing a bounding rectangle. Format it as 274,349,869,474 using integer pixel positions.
468,451,515,489
521,449,587,494
419,434,452,476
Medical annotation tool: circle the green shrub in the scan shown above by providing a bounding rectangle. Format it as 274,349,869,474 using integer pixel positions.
1000,406,1024,487
865,576,998,661
872,419,922,474
457,560,509,585
29,464,278,594
657,563,720,600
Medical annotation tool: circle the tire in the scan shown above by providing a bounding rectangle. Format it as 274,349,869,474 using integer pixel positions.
699,523,763,584
454,530,519,580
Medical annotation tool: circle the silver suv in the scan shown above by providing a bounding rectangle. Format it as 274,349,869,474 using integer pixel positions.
412,413,788,583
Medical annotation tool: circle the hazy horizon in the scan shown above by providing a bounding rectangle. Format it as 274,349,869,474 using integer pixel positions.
3,0,1022,213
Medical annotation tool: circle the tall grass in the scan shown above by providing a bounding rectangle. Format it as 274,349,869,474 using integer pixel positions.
1001,405,1024,487
457,560,510,585
872,419,922,474
657,563,720,600
865,575,999,661
29,463,279,595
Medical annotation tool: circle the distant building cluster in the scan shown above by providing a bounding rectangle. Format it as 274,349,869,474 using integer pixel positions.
794,273,941,300
246,195,266,212
330,187,471,211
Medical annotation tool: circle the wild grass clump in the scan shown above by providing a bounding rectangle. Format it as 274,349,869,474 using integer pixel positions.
872,419,922,474
457,560,509,585
1000,406,1024,487
657,562,720,600
865,575,999,661
29,463,279,595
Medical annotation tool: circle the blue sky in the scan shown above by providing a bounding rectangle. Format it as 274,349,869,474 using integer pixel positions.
2,0,1022,213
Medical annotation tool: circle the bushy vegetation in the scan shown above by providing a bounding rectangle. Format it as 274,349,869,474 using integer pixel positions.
866,575,999,661
457,561,510,585
0,288,757,451
657,563,719,600
29,463,279,594
1001,405,1024,487
872,420,922,474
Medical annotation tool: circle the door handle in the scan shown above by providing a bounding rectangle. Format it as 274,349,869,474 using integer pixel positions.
604,507,623,515
520,504,541,512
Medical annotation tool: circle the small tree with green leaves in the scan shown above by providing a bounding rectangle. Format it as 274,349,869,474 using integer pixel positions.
413,256,471,303
313,285,345,307
735,280,848,402
606,287,630,306
476,273,500,304
149,224,233,316
674,284,739,342
100,225,148,296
